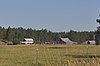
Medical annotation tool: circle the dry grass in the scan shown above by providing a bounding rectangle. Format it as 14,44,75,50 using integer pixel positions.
0,44,99,66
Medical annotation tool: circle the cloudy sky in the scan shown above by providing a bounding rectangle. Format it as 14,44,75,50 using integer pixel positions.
0,0,100,32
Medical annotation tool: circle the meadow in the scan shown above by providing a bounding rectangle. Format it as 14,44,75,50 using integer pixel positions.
0,44,99,66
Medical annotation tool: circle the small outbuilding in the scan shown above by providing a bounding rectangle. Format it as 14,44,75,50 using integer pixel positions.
20,38,34,44
86,40,96,45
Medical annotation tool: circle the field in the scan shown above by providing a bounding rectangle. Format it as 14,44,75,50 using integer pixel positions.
0,44,100,66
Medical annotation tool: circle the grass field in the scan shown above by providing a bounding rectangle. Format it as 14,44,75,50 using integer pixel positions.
0,44,100,66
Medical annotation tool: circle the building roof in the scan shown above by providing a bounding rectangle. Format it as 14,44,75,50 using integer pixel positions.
61,38,76,44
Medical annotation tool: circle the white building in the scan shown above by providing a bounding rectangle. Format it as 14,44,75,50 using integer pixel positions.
86,40,96,44
61,38,77,44
20,38,34,44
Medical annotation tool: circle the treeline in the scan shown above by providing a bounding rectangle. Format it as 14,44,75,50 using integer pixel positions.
0,26,95,44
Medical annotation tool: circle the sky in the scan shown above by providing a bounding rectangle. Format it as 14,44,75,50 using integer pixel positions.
0,0,100,32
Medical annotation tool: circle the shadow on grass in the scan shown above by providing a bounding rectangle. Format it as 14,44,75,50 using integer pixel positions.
48,46,75,49
48,47,67,49
31,63,44,66
64,54,100,58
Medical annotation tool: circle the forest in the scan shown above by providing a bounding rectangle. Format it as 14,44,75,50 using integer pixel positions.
0,26,95,44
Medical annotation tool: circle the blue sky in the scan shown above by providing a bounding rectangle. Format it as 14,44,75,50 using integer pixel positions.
0,0,100,32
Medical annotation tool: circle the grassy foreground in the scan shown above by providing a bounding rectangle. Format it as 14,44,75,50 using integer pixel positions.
0,44,99,66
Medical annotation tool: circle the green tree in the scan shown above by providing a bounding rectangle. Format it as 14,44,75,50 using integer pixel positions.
95,18,100,45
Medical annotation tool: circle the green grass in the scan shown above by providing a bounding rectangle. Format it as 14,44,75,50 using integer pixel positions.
0,44,99,66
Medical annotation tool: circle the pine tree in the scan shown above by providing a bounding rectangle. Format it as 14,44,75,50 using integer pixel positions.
95,16,100,45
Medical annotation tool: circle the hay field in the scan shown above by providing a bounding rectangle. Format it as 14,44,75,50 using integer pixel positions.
0,44,100,66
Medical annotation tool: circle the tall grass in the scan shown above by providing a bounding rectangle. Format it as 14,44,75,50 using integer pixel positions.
0,44,99,66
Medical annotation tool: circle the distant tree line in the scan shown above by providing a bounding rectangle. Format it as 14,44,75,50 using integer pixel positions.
0,26,95,44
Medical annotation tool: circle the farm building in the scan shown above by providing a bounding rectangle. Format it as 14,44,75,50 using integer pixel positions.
86,40,96,44
20,38,34,44
60,38,77,44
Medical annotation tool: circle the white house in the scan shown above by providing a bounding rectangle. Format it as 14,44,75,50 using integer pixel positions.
20,38,34,44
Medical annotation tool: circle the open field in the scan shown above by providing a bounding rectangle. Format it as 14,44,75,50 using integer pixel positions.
0,44,99,66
